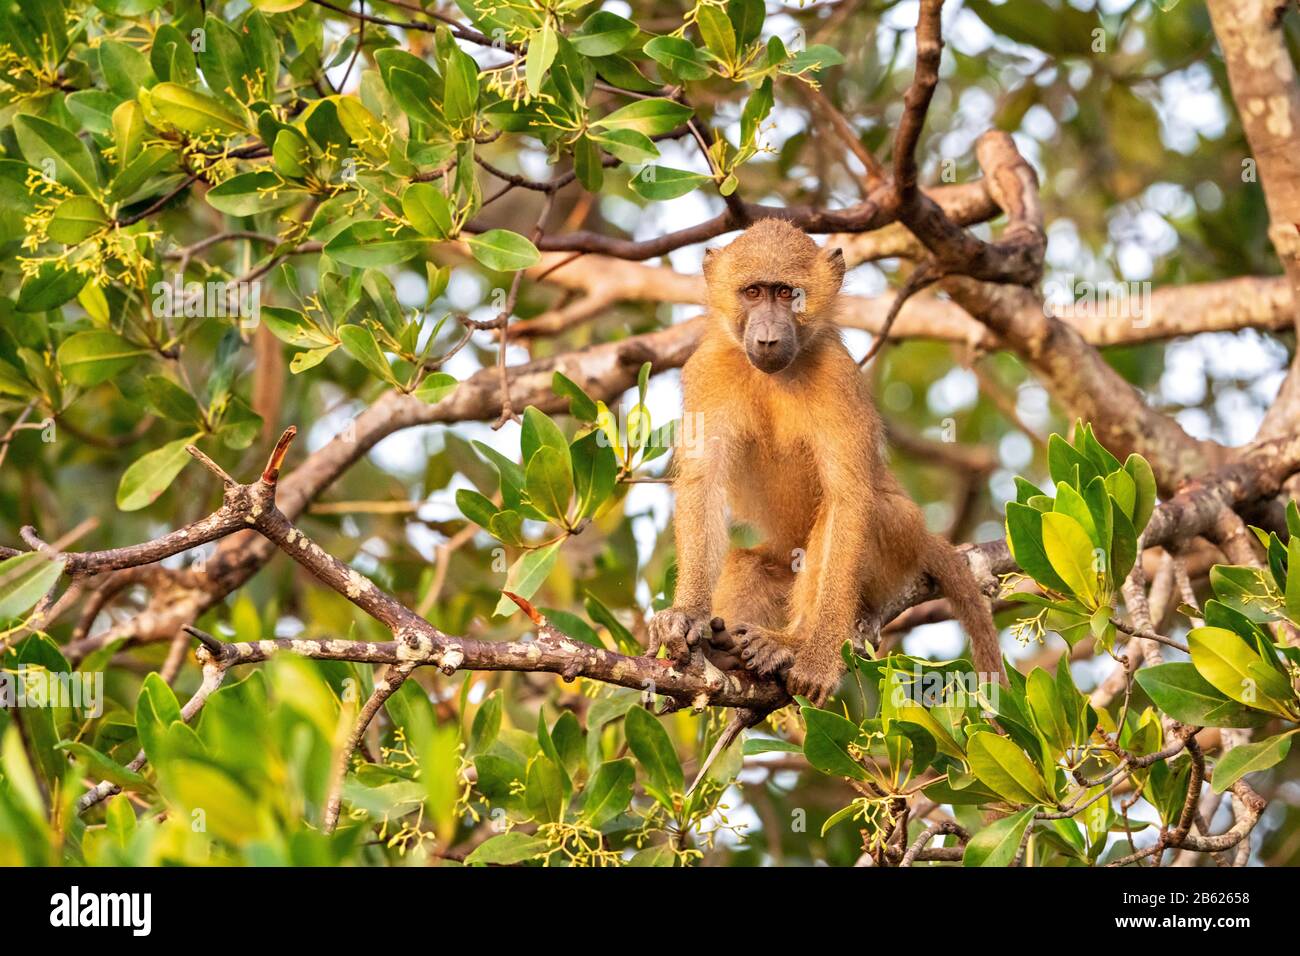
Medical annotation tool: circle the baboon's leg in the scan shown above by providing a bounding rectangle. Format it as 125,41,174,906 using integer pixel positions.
706,548,795,669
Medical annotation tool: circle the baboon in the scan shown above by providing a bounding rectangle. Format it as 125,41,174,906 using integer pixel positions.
648,218,1004,705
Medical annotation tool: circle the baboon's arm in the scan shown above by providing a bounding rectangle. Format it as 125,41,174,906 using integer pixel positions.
671,435,731,614
786,449,872,653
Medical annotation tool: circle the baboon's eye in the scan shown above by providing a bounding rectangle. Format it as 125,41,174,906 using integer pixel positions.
743,285,762,299
776,285,794,300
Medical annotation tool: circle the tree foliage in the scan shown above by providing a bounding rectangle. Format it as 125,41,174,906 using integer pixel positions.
0,0,1298,867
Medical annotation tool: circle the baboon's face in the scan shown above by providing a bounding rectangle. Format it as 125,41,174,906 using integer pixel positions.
702,219,846,372
737,282,800,373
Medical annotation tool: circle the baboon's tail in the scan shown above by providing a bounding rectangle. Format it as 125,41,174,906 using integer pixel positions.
923,537,1007,685
686,707,768,796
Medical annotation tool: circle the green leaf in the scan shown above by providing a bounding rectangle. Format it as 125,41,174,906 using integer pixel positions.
289,346,338,374
552,711,585,782
624,705,684,797
570,430,618,519
271,128,309,178
572,134,603,192
965,0,1100,57
580,758,635,828
47,195,108,244
1052,483,1099,549
588,128,660,165
439,31,480,126
147,82,247,135
1287,536,1300,624
474,441,526,510
1209,564,1274,622
492,540,563,617
14,114,100,194
338,325,400,385
108,145,176,203
243,12,280,99
468,690,502,756
727,0,765,47
800,704,868,780
628,843,677,866
520,405,568,463
116,436,197,511
1104,468,1136,522
525,20,558,96
57,742,152,792
696,4,737,63
628,165,712,201
414,372,458,404
570,12,638,56
966,731,1054,805
1135,663,1267,729
143,375,204,426
456,488,499,528
324,221,424,268
197,13,252,105
17,262,87,312
464,831,550,865
57,331,149,387
642,37,712,81
535,710,572,793
781,44,846,76
1005,502,1071,594
1075,422,1122,473
963,806,1036,867
402,182,454,239
1124,453,1157,533
1047,432,1095,488
1040,511,1101,607
742,737,803,755
552,371,599,421
1109,504,1138,585
592,97,694,136
525,446,574,525
1025,667,1072,755
135,672,181,765
386,68,444,128
0,360,35,400
0,551,66,619
1211,732,1296,793
740,78,773,144
64,94,116,139
893,701,964,759
584,592,639,654
465,229,541,271
261,305,334,349
1188,626,1295,717
206,171,306,216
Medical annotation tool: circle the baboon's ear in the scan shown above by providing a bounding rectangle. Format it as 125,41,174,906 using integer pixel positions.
824,247,846,288
702,246,719,280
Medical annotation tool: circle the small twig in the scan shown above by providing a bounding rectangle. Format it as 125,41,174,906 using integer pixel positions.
900,820,969,867
859,262,941,365
322,661,415,833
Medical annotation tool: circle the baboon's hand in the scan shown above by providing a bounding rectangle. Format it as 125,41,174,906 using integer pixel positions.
647,608,710,663
785,646,845,707
703,618,743,669
734,625,796,677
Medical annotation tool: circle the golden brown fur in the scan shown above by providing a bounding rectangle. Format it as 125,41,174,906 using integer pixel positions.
647,219,1004,704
